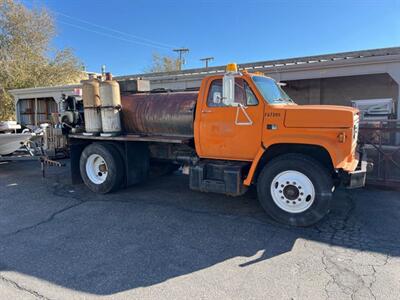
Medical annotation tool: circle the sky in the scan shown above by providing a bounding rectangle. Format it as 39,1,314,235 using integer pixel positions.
22,0,400,76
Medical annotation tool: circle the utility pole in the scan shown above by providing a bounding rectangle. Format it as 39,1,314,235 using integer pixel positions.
200,57,214,69
173,48,190,71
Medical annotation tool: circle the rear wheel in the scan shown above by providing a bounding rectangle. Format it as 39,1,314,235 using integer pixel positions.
257,154,333,226
80,143,124,193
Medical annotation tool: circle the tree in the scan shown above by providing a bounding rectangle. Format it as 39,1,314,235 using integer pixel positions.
0,0,83,120
145,52,180,73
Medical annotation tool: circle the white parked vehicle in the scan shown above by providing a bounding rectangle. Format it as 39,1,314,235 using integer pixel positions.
0,121,33,156
0,132,32,156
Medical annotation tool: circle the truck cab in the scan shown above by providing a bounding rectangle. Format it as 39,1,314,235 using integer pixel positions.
195,66,360,171
70,64,370,227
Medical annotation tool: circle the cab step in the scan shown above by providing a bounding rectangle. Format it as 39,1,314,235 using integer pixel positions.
189,160,249,196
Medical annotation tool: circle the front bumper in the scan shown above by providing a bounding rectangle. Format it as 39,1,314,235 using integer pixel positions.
341,150,373,189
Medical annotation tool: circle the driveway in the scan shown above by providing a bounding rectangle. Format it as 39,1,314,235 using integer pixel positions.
0,160,399,299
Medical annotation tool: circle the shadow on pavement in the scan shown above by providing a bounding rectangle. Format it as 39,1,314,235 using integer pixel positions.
0,160,399,295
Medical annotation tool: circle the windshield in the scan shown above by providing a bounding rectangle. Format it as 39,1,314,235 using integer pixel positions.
252,76,294,104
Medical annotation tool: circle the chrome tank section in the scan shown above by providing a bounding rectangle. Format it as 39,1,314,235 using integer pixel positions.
121,91,198,137
82,79,102,133
99,79,122,135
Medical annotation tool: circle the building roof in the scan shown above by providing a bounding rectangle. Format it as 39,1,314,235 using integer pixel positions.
9,47,400,98
115,46,400,81
9,84,82,98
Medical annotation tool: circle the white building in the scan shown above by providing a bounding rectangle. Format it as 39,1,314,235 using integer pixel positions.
9,84,82,126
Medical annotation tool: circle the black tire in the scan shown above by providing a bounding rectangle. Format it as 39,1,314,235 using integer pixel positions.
80,143,124,194
257,153,333,227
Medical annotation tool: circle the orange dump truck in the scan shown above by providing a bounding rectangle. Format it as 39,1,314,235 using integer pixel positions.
69,64,371,226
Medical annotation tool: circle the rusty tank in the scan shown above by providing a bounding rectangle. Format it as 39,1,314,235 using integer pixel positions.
120,91,198,137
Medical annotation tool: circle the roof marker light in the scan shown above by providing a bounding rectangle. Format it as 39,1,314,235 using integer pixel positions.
226,63,238,73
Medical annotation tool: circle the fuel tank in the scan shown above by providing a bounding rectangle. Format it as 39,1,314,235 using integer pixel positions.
121,91,198,137
100,79,122,135
82,78,102,133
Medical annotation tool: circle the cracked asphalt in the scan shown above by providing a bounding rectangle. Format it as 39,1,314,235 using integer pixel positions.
0,160,399,300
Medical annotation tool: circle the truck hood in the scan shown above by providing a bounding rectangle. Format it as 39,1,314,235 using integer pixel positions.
283,105,358,128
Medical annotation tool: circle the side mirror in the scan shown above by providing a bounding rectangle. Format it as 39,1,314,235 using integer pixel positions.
223,74,235,105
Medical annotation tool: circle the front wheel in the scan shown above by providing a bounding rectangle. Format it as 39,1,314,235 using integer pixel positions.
257,154,333,227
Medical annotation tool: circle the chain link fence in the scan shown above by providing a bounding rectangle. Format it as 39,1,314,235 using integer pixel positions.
359,120,400,188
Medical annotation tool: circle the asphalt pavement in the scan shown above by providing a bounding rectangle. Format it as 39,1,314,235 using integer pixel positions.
0,160,399,299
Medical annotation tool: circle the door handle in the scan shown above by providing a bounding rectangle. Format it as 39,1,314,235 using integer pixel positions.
202,109,212,113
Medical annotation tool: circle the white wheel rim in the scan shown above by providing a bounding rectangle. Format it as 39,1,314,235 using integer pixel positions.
270,170,315,214
86,154,108,184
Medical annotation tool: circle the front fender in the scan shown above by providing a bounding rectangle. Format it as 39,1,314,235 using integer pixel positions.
243,133,352,186
264,134,345,167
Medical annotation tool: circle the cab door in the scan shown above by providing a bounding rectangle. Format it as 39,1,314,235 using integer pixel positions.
198,77,264,161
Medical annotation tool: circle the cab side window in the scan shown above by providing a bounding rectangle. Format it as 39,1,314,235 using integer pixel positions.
206,78,258,107
207,79,223,107
245,82,258,106
234,78,246,106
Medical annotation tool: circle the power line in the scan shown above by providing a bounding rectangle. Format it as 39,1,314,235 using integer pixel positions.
58,20,173,50
173,48,190,70
23,0,177,50
55,11,177,49
200,57,214,69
